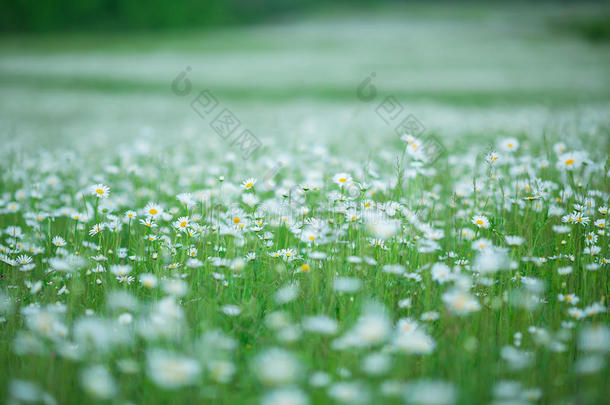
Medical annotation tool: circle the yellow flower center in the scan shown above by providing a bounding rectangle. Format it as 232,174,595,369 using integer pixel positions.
233,217,240,224
476,220,484,225
339,178,346,183
300,264,310,272
308,235,316,240
180,221,187,228
565,159,574,166
149,208,158,215
96,189,104,194
245,182,253,188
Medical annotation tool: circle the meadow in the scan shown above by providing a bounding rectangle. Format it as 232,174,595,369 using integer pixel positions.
0,3,609,405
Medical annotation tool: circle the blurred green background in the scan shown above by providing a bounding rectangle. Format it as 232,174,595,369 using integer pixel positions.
1,1,609,158
2,0,301,32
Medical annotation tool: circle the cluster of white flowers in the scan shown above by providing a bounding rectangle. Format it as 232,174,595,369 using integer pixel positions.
0,130,607,405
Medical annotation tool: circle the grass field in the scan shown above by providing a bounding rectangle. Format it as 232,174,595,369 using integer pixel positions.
0,3,609,405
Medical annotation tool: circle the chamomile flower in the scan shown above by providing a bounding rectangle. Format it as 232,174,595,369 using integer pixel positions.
89,223,104,236
431,263,453,284
460,228,476,240
17,254,33,265
499,138,519,153
139,273,158,289
553,142,567,154
584,232,598,245
241,178,257,190
51,236,67,247
281,248,298,262
332,173,352,187
557,152,585,171
558,294,579,305
173,216,190,233
90,184,110,199
472,215,490,229
505,235,524,246
144,202,163,218
147,350,201,389
442,288,481,316
253,348,301,386
486,151,500,165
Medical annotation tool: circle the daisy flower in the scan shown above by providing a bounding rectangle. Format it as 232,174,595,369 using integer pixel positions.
90,184,110,199
472,215,490,229
431,263,452,284
558,294,580,305
52,236,67,247
7,202,20,212
568,308,585,319
144,202,163,218
584,232,598,245
282,248,298,262
460,228,476,240
17,254,33,265
300,228,319,244
557,152,585,171
486,151,500,165
173,216,190,233
472,238,493,251
332,173,352,187
499,138,519,153
442,289,481,316
241,178,257,190
573,213,590,226
505,235,524,246
89,223,104,236
553,142,567,154
369,238,387,249
147,350,201,389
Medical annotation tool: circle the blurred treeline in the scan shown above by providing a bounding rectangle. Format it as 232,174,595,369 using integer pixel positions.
2,0,304,32
0,0,373,32
3,0,610,38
